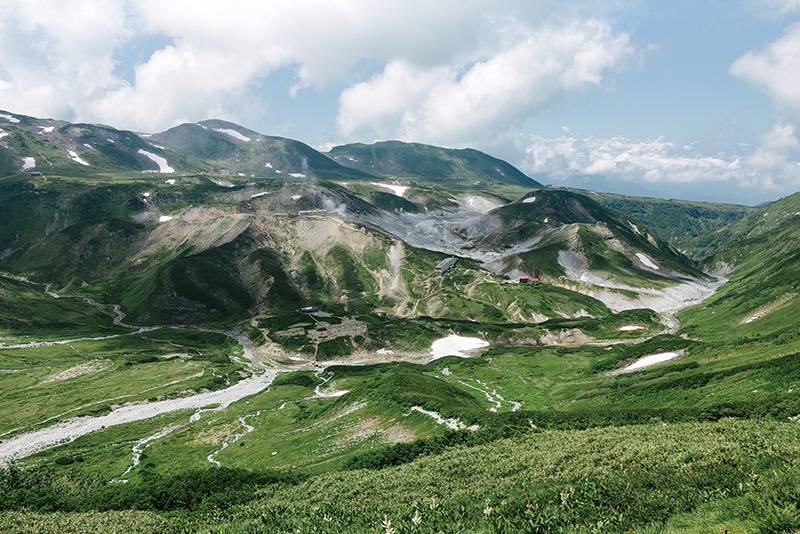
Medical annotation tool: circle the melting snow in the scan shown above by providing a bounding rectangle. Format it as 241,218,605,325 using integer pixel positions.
544,217,549,223
291,195,302,200
0,129,7,139
22,157,36,170
289,173,306,178
623,351,681,372
164,179,176,185
619,325,646,331
159,215,174,223
265,162,273,168
142,192,150,198
636,253,660,270
138,149,174,173
407,406,478,431
371,182,408,197
523,196,536,203
214,128,251,142
251,192,269,199
0,113,20,123
377,348,394,355
68,150,90,166
39,126,55,133
430,335,489,358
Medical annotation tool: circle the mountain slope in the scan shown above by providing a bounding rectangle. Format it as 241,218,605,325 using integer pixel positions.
581,189,753,252
328,140,542,195
150,120,369,180
0,112,371,180
678,192,800,340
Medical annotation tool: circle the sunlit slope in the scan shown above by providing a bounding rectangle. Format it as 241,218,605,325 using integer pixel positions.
0,175,613,330
328,140,543,195
582,189,753,252
679,194,800,341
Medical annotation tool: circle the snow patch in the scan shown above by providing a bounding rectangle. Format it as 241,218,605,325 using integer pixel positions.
22,157,36,170
39,126,55,133
291,195,302,200
214,128,251,142
430,335,489,358
407,406,479,431
67,150,90,166
623,351,682,372
522,196,536,203
164,179,176,185
289,173,306,178
0,129,7,139
0,113,20,123
636,253,659,270
158,215,174,223
265,162,273,168
377,348,394,355
371,182,408,197
251,192,269,199
544,217,549,223
138,149,174,173
462,195,502,213
619,325,646,331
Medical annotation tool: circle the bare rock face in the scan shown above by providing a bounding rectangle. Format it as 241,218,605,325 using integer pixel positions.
538,328,592,346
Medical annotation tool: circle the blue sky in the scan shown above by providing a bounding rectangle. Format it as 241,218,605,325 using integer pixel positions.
1,0,799,205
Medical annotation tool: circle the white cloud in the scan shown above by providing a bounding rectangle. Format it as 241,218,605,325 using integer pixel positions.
522,130,800,199
730,21,800,125
337,19,634,146
727,22,800,195
0,0,632,140
0,0,129,120
524,134,741,184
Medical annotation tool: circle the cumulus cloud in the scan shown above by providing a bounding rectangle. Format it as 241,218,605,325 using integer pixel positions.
0,0,129,120
0,0,632,141
728,21,800,195
522,128,800,199
731,21,800,125
523,133,741,184
337,20,634,146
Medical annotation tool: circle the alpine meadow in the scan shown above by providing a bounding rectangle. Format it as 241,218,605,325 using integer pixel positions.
2,109,800,534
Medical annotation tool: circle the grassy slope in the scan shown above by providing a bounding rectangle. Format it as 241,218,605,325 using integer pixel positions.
579,189,753,253
328,140,542,198
4,162,800,531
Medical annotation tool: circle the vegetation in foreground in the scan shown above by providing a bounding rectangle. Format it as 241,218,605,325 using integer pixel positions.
3,419,800,533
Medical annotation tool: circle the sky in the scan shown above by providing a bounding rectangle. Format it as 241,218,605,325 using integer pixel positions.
1,0,799,205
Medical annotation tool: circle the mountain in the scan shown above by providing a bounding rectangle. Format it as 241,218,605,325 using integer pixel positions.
0,111,370,180
577,189,753,252
676,192,800,341
6,111,800,534
328,140,542,195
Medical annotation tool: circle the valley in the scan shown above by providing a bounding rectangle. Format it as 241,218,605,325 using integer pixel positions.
2,111,800,533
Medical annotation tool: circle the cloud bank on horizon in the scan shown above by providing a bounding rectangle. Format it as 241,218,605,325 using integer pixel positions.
0,0,799,204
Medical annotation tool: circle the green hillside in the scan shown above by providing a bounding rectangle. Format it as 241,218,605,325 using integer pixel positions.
4,111,800,534
329,140,542,196
576,189,753,253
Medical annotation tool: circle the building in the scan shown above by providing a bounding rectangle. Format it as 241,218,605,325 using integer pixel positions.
435,257,458,275
519,275,541,286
